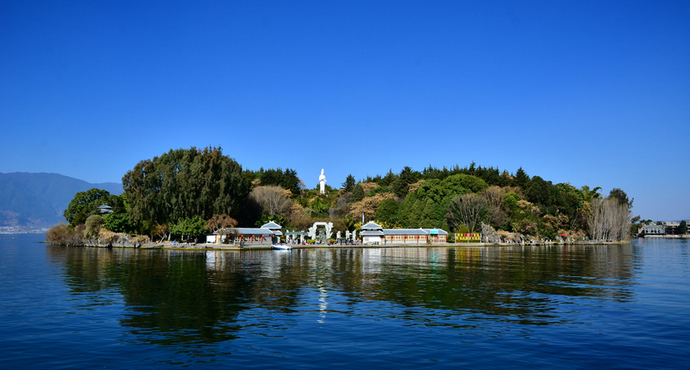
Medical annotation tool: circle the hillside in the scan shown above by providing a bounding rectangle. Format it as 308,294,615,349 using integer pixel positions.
0,173,122,230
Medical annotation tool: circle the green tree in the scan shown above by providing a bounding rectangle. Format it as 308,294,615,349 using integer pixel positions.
608,188,633,209
351,184,365,202
103,212,134,233
526,176,551,206
170,216,207,241
391,166,420,198
375,198,399,224
514,167,529,189
379,169,398,187
342,174,356,192
122,147,249,227
397,175,479,229
580,185,602,202
64,188,114,226
257,168,301,196
679,220,687,235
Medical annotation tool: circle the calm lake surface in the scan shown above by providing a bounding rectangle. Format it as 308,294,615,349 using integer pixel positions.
1,234,689,369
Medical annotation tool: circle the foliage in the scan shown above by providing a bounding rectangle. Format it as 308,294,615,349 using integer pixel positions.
63,188,118,226
152,223,169,242
256,213,286,228
369,186,393,196
580,185,602,202
608,188,633,209
122,147,249,227
46,223,84,246
57,156,634,242
348,193,395,223
351,184,365,202
206,214,238,233
391,166,420,198
307,196,330,217
84,214,103,239
514,167,529,189
249,167,302,196
679,221,687,235
396,174,485,230
375,198,399,225
526,176,551,206
342,174,356,192
103,212,134,233
170,216,207,240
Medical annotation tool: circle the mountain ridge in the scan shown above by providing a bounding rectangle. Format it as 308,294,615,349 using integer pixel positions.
0,172,122,229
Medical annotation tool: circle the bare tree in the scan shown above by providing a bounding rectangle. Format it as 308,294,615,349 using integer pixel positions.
249,185,293,217
206,214,238,232
206,214,238,243
588,197,631,241
447,193,488,233
480,186,507,228
152,223,170,242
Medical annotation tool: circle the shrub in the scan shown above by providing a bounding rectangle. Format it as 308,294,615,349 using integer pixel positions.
46,224,84,246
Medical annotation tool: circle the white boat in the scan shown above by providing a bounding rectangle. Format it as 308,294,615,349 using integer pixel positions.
272,244,292,250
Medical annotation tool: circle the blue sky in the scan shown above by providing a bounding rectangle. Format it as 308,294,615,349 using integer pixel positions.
1,0,688,221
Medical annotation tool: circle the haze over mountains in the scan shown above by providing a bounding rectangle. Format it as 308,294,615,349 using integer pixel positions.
0,173,122,230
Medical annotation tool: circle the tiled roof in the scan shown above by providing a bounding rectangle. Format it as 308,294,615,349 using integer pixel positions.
360,230,385,236
261,221,282,229
232,228,274,235
361,221,383,230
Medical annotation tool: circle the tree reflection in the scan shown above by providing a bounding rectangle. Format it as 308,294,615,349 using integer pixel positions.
46,243,635,345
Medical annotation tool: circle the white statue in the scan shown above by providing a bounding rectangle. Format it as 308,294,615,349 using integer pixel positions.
319,169,326,194
308,224,317,240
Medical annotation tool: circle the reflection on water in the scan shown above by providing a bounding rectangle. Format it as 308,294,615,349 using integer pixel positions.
45,244,635,346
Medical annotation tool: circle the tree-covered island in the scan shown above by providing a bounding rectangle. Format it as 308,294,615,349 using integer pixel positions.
47,146,634,246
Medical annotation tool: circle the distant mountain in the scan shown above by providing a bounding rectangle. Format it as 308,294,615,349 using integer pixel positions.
0,172,122,229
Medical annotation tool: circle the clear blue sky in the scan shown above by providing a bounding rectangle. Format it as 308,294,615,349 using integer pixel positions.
1,0,688,221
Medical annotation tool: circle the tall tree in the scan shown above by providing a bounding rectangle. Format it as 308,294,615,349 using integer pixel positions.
526,176,551,206
580,185,602,202
392,166,420,198
342,174,356,192
122,147,249,227
351,184,365,202
375,197,399,224
514,167,529,189
608,188,633,209
257,168,301,196
588,196,631,241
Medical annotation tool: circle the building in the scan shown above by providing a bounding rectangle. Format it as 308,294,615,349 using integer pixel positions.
641,223,666,235
383,228,448,244
98,204,113,214
206,221,283,246
360,221,449,244
360,221,385,244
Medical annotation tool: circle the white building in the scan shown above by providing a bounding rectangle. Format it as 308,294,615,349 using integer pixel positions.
360,221,449,244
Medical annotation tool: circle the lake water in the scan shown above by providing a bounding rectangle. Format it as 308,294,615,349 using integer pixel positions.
1,234,689,369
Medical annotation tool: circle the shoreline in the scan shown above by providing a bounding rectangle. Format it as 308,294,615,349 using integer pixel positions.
71,240,633,250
